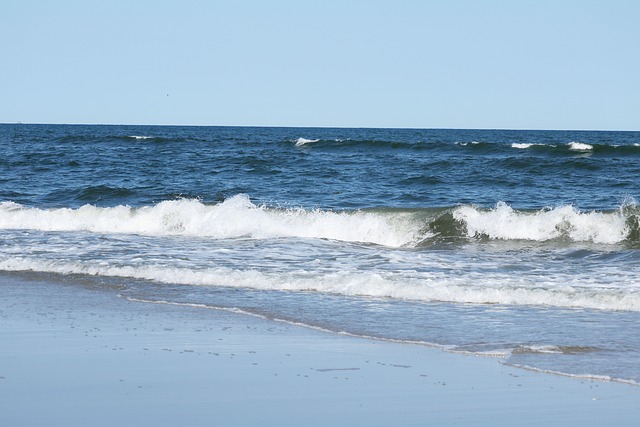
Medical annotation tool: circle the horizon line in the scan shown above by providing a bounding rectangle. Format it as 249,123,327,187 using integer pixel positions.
1,121,638,133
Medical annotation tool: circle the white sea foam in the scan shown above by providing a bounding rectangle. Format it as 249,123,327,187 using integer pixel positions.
294,137,320,146
1,258,639,311
453,202,631,244
456,141,483,146
129,135,154,140
511,143,545,149
515,345,566,354
1,197,637,246
568,141,593,151
0,195,421,247
503,363,639,386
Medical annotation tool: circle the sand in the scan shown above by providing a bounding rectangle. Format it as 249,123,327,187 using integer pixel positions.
1,273,638,426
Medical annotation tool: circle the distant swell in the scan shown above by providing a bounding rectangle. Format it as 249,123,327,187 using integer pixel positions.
291,138,640,156
73,185,135,201
1,195,639,246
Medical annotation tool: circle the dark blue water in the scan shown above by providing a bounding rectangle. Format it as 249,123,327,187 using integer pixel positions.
1,123,640,384
2,124,639,210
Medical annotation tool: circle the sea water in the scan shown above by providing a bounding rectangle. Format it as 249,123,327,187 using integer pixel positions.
1,124,639,384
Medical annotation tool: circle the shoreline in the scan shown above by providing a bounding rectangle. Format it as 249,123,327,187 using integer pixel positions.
126,296,640,387
1,274,638,426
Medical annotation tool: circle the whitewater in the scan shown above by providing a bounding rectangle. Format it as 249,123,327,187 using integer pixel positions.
2,194,638,245
1,124,640,384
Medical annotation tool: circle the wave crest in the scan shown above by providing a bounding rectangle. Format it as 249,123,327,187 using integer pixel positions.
1,196,639,246
0,195,422,247
568,141,594,151
293,137,320,146
452,202,636,244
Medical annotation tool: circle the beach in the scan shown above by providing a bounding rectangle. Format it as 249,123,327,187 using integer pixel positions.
1,273,638,426
2,125,640,425
4,0,640,424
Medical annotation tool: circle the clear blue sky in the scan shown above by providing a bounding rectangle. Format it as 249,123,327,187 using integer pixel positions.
2,0,639,130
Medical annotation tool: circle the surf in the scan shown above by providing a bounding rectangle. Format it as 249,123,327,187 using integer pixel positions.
1,257,639,311
0,195,424,247
1,195,639,246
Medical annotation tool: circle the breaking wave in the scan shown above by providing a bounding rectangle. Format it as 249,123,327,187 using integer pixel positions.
568,141,594,151
293,137,320,146
452,201,639,245
1,195,639,246
511,143,547,149
0,195,423,247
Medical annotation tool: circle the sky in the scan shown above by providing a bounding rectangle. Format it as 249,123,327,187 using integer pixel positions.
2,0,639,130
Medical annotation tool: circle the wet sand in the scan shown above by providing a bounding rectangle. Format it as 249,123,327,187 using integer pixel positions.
1,274,638,426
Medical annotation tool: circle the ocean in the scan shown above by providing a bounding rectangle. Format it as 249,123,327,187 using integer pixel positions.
1,124,639,384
